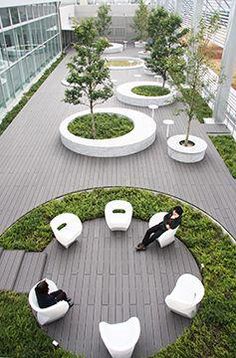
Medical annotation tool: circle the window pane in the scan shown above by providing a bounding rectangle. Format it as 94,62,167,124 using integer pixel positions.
32,5,39,18
18,6,27,23
4,30,18,63
0,81,6,110
10,7,20,25
18,57,30,85
0,8,11,28
0,33,9,69
22,25,33,52
10,62,22,95
25,54,36,79
1,70,15,103
26,5,33,20
38,5,44,17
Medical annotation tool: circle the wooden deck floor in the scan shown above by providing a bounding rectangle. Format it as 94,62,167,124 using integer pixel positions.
43,218,201,358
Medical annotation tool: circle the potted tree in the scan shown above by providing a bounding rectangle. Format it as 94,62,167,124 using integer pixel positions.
64,18,113,139
133,0,149,48
146,6,188,87
167,14,219,163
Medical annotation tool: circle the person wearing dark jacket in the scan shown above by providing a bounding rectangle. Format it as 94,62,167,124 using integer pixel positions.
35,280,73,309
136,206,183,251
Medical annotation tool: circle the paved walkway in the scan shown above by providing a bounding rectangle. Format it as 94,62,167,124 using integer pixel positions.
0,47,235,238
43,218,201,358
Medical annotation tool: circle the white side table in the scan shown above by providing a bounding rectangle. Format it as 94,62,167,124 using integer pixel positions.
163,119,174,138
148,104,159,119
123,40,128,50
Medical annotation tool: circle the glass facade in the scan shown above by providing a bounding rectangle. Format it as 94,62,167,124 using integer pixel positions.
0,2,61,119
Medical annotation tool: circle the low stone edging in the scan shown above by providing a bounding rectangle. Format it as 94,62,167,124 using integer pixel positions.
116,81,176,107
59,107,156,157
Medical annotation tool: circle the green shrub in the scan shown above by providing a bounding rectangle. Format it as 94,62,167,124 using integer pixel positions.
181,88,213,123
210,135,236,178
0,54,64,136
132,85,170,96
68,113,134,139
0,187,235,357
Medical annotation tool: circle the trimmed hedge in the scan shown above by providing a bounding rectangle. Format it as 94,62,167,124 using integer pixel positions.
0,187,235,357
210,135,236,179
0,54,64,136
68,113,134,139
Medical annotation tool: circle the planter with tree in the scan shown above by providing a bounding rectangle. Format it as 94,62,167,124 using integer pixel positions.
133,0,149,48
167,15,219,163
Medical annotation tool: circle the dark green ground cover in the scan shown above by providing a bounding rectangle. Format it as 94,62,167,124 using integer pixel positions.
210,135,236,179
181,88,213,123
0,54,64,136
0,187,235,357
132,85,170,97
68,113,134,139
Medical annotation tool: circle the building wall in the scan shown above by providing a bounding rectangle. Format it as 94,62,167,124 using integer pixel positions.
0,1,62,121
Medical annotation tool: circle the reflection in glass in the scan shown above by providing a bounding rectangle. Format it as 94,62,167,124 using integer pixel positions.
0,8,11,28
18,6,27,23
26,5,33,20
10,7,20,25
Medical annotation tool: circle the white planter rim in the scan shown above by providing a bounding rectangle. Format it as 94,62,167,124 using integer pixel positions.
105,56,145,70
103,43,123,54
167,135,208,154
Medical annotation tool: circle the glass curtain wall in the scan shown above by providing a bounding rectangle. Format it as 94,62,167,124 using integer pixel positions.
0,2,61,119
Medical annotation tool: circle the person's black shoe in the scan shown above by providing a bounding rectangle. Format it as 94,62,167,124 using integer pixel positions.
135,243,146,251
69,302,74,309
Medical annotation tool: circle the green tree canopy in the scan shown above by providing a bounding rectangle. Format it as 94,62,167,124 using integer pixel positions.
132,0,150,41
95,4,112,37
146,6,188,87
64,18,113,138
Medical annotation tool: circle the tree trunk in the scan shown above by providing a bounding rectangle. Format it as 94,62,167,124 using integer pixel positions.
90,101,96,139
162,72,166,88
184,117,192,146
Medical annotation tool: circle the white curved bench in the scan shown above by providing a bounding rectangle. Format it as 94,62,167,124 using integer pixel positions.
60,107,156,157
116,81,176,107
104,43,123,54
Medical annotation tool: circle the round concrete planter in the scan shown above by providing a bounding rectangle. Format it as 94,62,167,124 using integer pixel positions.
138,51,151,59
106,56,145,71
116,81,176,107
167,135,208,163
143,66,155,76
134,41,147,48
60,107,156,157
104,43,123,54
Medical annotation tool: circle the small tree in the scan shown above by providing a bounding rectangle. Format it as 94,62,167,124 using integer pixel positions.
64,18,113,139
173,14,219,146
95,4,112,38
146,7,188,87
132,0,149,42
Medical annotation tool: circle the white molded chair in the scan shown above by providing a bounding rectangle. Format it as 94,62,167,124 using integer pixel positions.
50,213,82,248
165,274,205,318
28,278,69,325
105,200,133,231
99,317,141,358
149,211,179,248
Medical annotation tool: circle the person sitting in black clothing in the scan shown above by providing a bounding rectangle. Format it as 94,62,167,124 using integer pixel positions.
35,280,73,309
136,206,183,251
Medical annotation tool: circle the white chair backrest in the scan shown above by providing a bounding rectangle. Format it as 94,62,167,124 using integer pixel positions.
105,200,133,215
176,274,204,304
28,278,58,312
50,213,79,231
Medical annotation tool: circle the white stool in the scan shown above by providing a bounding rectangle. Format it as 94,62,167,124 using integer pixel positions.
163,119,174,138
123,40,128,50
148,104,159,119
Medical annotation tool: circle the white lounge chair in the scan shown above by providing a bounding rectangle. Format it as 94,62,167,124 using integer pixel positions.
105,200,133,231
165,273,205,318
149,211,179,248
28,278,69,325
99,317,141,358
50,213,82,248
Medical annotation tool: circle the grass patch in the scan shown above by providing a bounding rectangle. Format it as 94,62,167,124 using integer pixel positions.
107,59,139,67
0,187,235,357
132,85,170,97
68,113,134,139
210,135,236,178
181,88,213,123
0,291,79,358
0,54,64,136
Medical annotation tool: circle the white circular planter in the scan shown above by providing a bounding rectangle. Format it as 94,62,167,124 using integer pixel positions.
60,107,156,157
61,78,72,87
138,51,151,59
144,66,155,76
116,81,176,107
167,135,208,163
106,57,145,71
134,41,147,48
104,43,123,54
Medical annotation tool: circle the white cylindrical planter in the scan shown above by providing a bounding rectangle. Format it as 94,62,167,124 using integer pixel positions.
134,41,147,48
103,43,123,54
167,135,208,163
60,107,157,157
